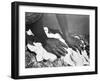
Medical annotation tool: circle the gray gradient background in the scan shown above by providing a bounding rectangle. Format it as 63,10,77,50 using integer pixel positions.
42,13,89,35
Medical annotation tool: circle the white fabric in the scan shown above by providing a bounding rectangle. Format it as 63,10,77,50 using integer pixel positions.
43,27,89,66
44,27,67,45
27,26,89,66
27,43,57,62
26,29,34,36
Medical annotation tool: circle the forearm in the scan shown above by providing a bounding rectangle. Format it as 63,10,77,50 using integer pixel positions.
26,13,48,46
56,14,69,42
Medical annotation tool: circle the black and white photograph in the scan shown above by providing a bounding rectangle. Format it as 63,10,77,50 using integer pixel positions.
25,13,90,68
11,1,97,79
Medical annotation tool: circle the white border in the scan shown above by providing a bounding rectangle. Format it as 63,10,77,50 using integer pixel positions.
19,5,95,76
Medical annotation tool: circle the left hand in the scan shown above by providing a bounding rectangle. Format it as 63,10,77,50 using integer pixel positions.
66,34,82,52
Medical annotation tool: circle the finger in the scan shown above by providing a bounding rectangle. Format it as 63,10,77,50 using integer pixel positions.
52,49,61,57
77,46,82,54
73,44,82,53
59,41,68,48
69,44,77,51
56,48,66,56
58,46,68,54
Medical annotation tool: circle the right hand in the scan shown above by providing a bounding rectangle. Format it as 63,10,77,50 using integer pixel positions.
44,38,68,57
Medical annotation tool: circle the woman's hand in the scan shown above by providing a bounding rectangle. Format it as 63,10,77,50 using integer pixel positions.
66,34,82,51
44,38,68,57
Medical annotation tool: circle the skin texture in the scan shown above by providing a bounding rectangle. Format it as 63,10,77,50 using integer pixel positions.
26,13,68,57
44,38,68,57
56,14,82,52
26,13,82,57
